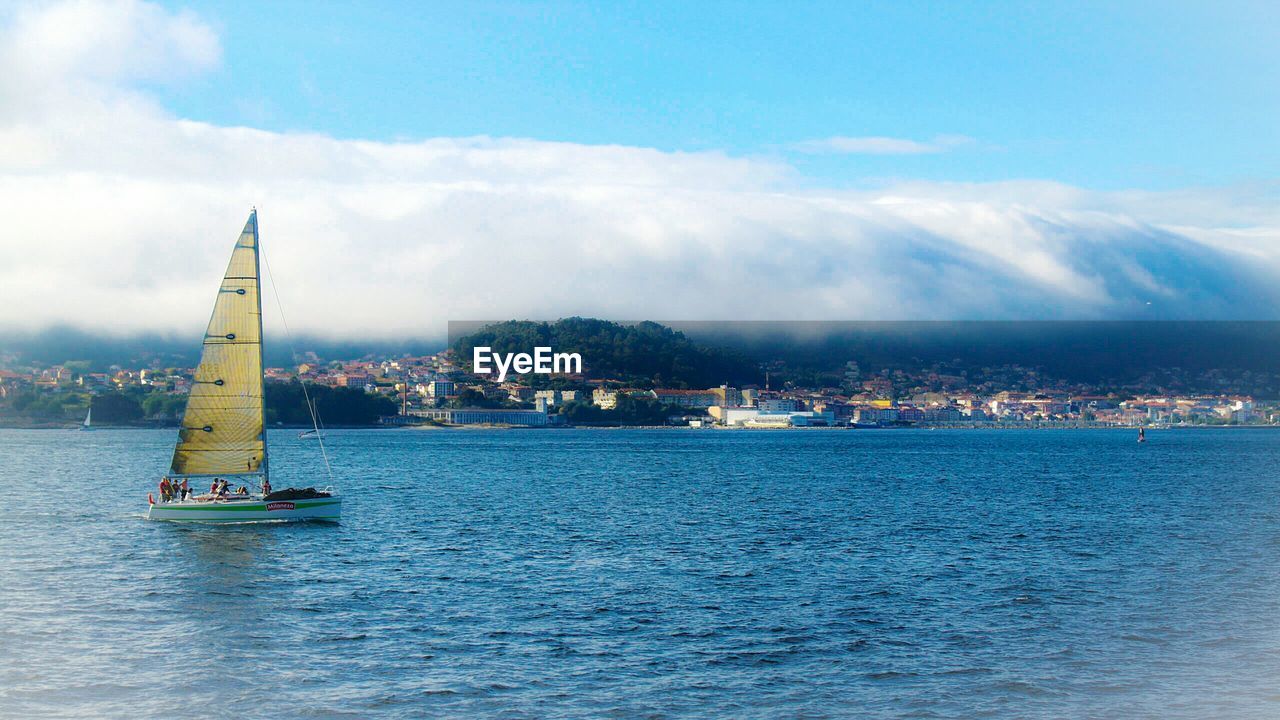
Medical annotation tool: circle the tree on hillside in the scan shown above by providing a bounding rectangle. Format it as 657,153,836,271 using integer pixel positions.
265,382,397,426
558,394,695,426
452,318,759,388
142,393,187,420
9,391,77,420
447,388,504,409
91,392,144,423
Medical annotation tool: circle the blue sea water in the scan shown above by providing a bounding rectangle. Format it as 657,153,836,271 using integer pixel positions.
2,427,1280,719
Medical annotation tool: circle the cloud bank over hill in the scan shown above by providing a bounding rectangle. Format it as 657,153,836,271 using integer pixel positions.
1,0,1278,339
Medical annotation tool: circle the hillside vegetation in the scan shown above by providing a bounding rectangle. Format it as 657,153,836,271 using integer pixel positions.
452,318,758,388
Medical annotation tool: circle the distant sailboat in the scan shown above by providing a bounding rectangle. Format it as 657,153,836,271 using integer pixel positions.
299,398,325,439
146,211,340,522
80,407,92,431
1138,427,1146,443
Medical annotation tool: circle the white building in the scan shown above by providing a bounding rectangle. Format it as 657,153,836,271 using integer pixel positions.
759,398,802,413
720,407,762,426
592,388,618,409
719,408,835,427
854,407,899,424
743,413,791,428
419,408,557,426
533,389,581,406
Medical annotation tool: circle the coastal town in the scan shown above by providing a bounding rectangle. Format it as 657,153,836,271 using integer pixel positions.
1,347,1273,429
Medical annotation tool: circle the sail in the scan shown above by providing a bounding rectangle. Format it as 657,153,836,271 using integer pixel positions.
83,409,90,428
170,212,267,477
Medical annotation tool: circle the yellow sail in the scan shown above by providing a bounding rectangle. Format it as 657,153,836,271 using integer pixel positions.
170,212,267,477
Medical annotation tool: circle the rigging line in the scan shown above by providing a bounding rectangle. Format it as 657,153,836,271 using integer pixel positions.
315,396,327,435
258,220,335,484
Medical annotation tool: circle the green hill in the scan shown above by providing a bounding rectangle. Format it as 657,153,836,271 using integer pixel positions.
451,318,759,389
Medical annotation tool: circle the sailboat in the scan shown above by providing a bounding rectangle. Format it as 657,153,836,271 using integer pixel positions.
1138,427,1147,443
80,408,92,431
146,211,340,522
299,398,324,439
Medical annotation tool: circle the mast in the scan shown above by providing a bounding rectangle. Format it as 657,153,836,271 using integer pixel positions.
252,208,269,486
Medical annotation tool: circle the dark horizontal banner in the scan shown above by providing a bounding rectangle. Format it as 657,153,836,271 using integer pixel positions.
448,320,1280,397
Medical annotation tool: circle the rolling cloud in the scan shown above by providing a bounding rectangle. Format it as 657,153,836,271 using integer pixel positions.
1,1,1278,340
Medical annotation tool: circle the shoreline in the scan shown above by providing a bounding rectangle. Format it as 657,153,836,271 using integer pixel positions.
6,422,1274,431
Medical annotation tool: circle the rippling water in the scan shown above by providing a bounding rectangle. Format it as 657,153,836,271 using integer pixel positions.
3,427,1280,718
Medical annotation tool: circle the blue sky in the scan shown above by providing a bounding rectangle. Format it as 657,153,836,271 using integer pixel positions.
154,0,1279,190
2,0,1279,332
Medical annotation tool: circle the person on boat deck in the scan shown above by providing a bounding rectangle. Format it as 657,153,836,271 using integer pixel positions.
236,485,248,495
261,477,272,497
180,478,190,500
210,478,219,494
216,479,230,497
159,477,172,502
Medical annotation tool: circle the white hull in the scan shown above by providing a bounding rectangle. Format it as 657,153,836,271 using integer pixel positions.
146,495,341,523
146,213,338,526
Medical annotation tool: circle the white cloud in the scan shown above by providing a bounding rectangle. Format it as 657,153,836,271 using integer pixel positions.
0,0,218,111
1,1,1279,340
792,135,975,155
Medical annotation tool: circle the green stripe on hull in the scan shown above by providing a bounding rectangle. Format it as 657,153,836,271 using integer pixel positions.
153,515,341,523
153,499,340,512
146,497,341,523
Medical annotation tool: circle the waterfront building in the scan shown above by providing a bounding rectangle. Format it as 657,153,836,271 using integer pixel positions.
924,406,964,422
653,389,719,408
812,402,856,424
592,388,618,409
854,406,899,425
719,407,760,426
758,398,801,413
709,385,742,407
743,413,791,428
716,407,835,427
418,408,556,426
897,406,925,423
777,411,835,427
964,407,991,421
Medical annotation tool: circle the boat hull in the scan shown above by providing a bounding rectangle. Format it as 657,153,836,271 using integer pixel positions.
146,496,341,523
